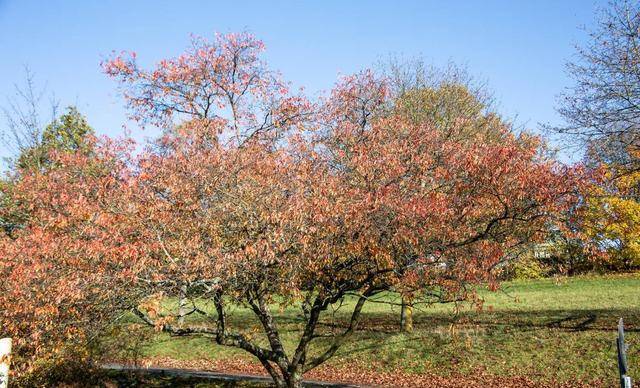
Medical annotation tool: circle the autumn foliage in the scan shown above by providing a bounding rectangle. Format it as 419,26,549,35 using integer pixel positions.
0,137,144,383
579,148,640,268
1,33,587,387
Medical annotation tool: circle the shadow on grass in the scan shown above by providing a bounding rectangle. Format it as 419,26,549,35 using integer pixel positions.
349,307,640,333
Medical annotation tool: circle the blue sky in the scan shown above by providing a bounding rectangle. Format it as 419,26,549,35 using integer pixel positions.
0,0,606,162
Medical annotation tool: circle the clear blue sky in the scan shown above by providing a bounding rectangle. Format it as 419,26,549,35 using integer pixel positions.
0,0,606,162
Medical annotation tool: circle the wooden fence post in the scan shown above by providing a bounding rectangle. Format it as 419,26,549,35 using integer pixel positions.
0,338,12,388
618,318,632,388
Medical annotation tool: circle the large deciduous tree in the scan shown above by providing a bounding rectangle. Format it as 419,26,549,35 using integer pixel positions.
2,33,586,388
103,35,585,387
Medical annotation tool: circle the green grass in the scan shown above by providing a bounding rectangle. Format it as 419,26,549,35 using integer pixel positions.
104,274,640,385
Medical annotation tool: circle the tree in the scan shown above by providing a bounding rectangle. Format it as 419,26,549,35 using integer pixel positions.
101,35,586,388
1,68,58,166
2,32,586,388
1,107,96,238
16,106,94,170
555,0,640,172
1,74,134,384
1,69,96,239
554,0,640,265
0,137,142,384
579,152,640,268
381,59,506,331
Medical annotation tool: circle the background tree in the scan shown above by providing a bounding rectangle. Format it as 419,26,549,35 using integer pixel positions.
16,106,94,170
554,0,640,268
0,137,142,385
1,69,58,166
379,59,509,331
1,107,96,238
1,69,96,237
556,0,640,169
579,152,640,267
0,73,132,384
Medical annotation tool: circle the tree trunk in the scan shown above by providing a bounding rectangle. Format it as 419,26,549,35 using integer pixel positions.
178,283,188,326
400,296,413,333
268,364,302,388
282,370,302,388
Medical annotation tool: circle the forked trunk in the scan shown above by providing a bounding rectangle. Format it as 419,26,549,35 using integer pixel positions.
271,366,302,388
283,373,302,388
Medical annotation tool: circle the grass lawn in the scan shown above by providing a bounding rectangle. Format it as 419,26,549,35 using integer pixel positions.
104,273,640,386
